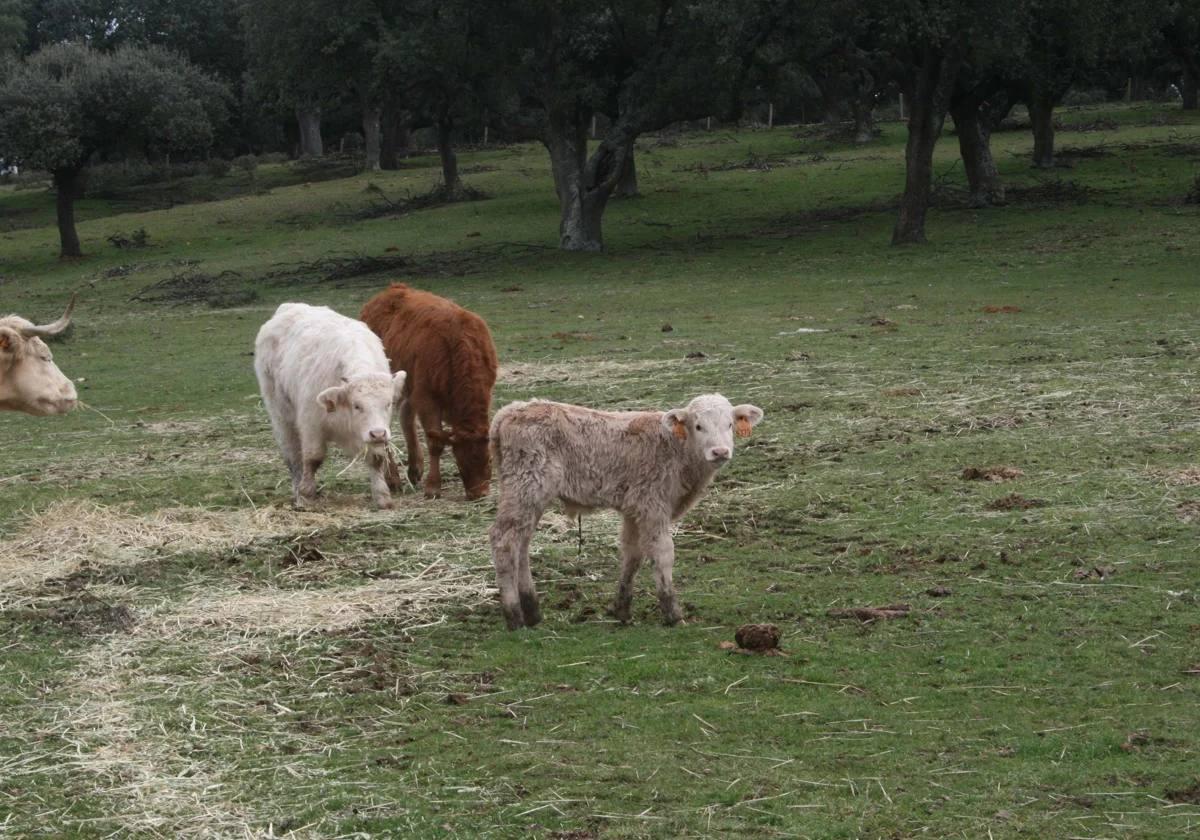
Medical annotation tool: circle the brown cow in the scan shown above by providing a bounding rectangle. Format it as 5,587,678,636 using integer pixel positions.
360,284,498,500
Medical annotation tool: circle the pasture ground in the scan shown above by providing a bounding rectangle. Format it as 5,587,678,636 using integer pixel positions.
1,104,1199,838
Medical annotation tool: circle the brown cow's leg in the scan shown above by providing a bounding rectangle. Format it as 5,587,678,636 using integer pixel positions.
399,399,422,488
416,403,445,499
642,526,683,626
613,516,643,623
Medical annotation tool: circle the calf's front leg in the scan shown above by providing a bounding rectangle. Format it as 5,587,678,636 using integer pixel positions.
642,527,683,626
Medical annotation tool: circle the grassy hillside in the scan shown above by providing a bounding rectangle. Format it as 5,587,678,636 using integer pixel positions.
1,104,1199,838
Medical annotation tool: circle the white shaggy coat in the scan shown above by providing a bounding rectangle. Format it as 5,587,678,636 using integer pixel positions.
254,303,406,509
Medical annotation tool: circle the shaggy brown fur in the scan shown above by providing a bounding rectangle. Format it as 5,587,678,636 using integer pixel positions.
360,284,498,500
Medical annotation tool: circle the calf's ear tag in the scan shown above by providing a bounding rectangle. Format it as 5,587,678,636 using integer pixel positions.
672,419,687,440
735,418,753,438
0,335,9,351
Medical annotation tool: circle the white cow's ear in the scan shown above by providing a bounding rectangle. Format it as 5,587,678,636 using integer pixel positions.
663,408,689,440
391,370,407,403
317,385,345,413
732,404,764,438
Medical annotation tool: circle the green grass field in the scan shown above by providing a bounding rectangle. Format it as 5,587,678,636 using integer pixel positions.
2,103,1199,838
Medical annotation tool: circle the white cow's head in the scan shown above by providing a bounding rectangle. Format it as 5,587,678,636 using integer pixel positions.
0,296,78,416
663,393,763,465
318,370,407,448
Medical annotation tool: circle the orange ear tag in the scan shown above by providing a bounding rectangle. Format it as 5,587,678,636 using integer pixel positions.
735,418,753,438
672,419,687,440
0,335,8,351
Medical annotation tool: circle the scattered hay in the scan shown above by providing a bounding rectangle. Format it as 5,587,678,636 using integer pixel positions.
165,562,493,637
925,586,952,597
499,358,675,392
0,499,382,598
961,466,1025,482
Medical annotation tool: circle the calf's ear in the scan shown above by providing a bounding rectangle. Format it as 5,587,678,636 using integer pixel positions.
391,370,407,403
732,404,764,438
662,408,689,440
317,385,346,413
0,327,20,365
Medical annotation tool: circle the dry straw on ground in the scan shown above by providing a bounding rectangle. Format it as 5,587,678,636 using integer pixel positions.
0,499,387,599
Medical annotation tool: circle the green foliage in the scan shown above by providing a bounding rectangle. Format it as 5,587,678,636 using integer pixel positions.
0,41,228,174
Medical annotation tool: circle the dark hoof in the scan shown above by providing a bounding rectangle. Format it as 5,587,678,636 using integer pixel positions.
519,594,542,627
503,606,525,630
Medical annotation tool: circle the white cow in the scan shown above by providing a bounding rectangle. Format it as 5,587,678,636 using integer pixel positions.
488,393,764,629
0,295,78,416
254,302,406,509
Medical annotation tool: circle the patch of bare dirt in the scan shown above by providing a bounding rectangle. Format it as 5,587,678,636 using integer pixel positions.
982,305,1022,314
961,466,1025,482
1163,467,1200,486
1165,780,1200,804
827,604,911,621
1175,501,1200,523
883,387,922,397
985,493,1045,512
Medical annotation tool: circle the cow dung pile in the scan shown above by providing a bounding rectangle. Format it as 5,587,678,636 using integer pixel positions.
719,623,784,655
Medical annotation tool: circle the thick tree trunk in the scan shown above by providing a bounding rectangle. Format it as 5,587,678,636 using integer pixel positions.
362,106,382,171
614,142,638,198
851,99,875,144
296,106,324,157
952,102,1004,208
892,46,963,245
380,110,409,170
547,117,604,251
437,117,461,194
53,168,84,258
1182,65,1199,111
1029,93,1056,169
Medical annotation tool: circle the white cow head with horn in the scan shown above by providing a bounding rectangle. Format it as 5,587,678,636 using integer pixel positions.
0,295,79,416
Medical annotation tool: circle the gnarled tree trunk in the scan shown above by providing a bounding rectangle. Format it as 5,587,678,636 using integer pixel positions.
53,167,84,258
614,141,638,198
546,115,604,251
1029,92,1056,169
437,116,462,194
296,106,323,157
544,111,636,252
362,106,382,171
893,45,963,245
952,99,1004,208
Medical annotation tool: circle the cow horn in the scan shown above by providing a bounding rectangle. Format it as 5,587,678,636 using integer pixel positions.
19,293,76,338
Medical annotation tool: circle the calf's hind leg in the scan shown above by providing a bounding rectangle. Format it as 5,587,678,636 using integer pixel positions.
612,516,644,623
